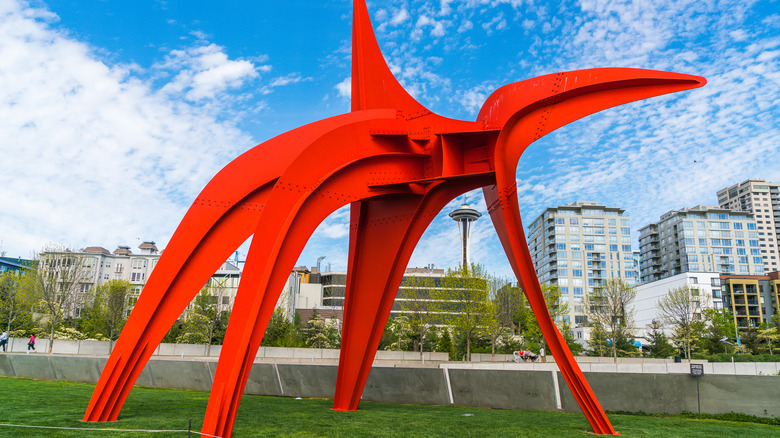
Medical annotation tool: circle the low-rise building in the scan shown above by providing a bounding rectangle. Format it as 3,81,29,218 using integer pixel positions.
720,271,780,327
633,272,723,340
0,256,33,275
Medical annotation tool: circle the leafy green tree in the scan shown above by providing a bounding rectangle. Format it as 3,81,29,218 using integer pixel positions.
518,283,569,355
657,285,709,360
757,325,779,355
493,281,523,335
81,279,131,347
304,313,340,349
398,275,438,356
177,285,231,354
20,246,91,353
482,293,506,361
738,327,761,355
437,326,456,360
263,308,305,347
0,271,29,332
587,322,610,357
443,264,489,361
588,278,636,362
645,324,676,358
700,308,737,354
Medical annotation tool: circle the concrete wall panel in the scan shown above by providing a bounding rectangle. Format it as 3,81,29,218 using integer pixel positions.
157,343,177,356
11,355,57,380
242,363,283,396
79,340,111,356
146,359,212,391
362,367,449,406
0,355,15,377
698,375,780,417
276,364,337,398
51,339,79,355
559,372,690,414
8,337,47,353
174,344,208,357
755,362,778,375
448,369,557,411
50,356,104,384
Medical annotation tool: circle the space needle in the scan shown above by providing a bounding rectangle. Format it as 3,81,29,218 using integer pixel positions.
449,204,482,268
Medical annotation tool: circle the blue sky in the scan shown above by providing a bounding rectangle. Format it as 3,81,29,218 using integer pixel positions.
1,0,778,279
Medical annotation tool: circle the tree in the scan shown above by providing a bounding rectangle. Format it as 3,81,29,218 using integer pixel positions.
81,279,132,348
397,274,438,357
304,313,340,349
263,308,305,347
437,326,456,360
519,283,569,355
587,278,636,362
644,321,676,358
20,245,91,353
700,308,737,355
177,283,231,354
443,264,489,361
586,323,610,357
0,271,27,332
757,325,779,355
493,281,523,335
482,291,506,361
657,285,709,361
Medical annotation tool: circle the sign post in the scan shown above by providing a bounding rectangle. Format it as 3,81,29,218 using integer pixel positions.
690,363,704,419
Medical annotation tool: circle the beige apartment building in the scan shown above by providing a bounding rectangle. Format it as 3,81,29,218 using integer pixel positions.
717,179,780,272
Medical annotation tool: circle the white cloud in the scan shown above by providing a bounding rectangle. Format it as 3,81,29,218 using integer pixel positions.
269,73,306,87
158,43,262,101
0,0,254,257
335,76,351,100
458,19,474,33
415,15,447,39
391,8,410,26
482,13,508,34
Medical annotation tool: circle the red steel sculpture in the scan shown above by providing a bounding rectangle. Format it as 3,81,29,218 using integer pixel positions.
84,1,705,436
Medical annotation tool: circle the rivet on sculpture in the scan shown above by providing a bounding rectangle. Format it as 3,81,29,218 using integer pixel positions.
83,1,705,436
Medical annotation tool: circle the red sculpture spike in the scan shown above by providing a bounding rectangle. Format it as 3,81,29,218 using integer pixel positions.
84,1,706,436
351,0,426,113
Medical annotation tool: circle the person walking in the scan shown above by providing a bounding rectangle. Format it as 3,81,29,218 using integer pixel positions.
27,334,35,354
0,330,8,352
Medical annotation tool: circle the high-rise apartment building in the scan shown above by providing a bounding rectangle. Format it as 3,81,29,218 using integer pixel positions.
717,179,780,272
638,205,764,283
527,201,637,326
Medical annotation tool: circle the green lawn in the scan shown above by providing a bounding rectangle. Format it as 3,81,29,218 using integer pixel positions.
0,377,777,437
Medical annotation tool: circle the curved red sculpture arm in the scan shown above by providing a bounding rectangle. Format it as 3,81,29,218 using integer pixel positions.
201,116,444,437
481,68,706,435
83,110,396,423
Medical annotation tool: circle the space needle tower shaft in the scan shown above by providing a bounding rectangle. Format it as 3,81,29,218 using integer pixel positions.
449,204,481,268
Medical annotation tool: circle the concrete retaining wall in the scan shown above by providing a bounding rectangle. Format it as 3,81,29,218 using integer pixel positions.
1,354,778,419
3,337,449,363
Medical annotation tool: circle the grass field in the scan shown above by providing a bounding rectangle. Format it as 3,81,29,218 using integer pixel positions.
0,377,778,437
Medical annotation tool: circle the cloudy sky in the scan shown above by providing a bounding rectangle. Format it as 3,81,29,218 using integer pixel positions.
1,0,778,279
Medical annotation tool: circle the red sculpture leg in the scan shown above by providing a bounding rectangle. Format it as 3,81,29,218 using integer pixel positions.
202,156,432,438
83,186,266,422
335,197,424,411
83,110,397,423
478,68,705,436
485,184,615,434
335,177,494,411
